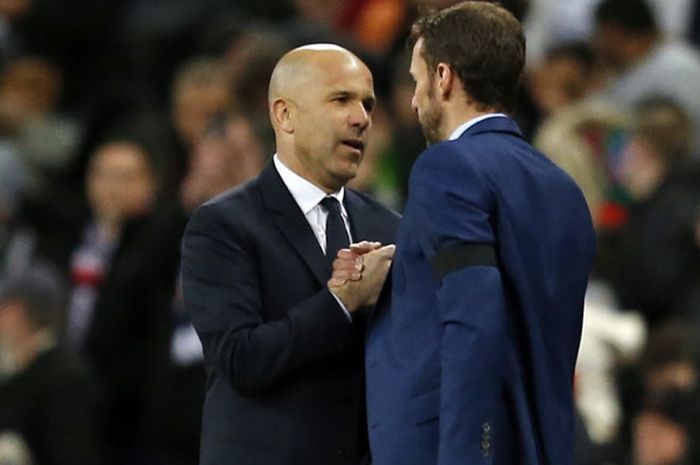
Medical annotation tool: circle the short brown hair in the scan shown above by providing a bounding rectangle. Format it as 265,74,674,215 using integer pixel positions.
634,97,692,166
409,1,526,113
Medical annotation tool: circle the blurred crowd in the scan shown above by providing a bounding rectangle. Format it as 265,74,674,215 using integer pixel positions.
0,0,700,464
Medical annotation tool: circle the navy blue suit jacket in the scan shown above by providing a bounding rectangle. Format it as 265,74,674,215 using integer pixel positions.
181,163,400,465
365,117,595,465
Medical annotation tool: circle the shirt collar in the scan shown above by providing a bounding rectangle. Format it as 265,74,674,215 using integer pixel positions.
273,154,345,214
448,113,509,140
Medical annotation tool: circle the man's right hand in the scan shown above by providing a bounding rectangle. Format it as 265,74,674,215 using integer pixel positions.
328,244,395,312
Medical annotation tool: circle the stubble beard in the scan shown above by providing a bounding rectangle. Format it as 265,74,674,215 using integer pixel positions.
420,88,443,146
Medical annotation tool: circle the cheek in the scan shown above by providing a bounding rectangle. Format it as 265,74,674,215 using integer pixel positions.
87,176,111,204
126,178,155,205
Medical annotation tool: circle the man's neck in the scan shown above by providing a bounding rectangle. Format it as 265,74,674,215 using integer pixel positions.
442,105,502,140
276,151,339,194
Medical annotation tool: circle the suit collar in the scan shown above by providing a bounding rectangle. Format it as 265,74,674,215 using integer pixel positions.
459,115,524,139
449,113,509,140
259,162,364,286
272,154,345,215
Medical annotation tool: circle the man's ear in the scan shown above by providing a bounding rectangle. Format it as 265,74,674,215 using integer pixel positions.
271,98,294,134
436,63,454,100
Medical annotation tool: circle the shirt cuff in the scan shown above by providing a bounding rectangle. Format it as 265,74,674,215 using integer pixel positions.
329,290,353,322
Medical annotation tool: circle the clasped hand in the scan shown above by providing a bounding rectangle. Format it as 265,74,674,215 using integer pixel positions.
327,241,395,312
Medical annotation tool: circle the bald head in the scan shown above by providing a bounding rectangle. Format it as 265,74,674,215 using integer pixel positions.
267,43,375,192
268,44,369,107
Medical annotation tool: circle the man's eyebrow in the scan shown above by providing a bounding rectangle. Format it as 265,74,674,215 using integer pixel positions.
329,90,352,98
327,90,376,106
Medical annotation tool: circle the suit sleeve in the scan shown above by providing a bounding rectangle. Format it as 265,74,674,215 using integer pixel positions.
411,146,507,464
181,202,354,393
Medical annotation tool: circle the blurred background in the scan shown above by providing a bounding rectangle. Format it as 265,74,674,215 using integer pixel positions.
0,0,700,464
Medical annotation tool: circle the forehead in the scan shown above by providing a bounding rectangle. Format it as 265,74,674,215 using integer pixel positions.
409,39,426,74
317,56,374,95
91,143,149,169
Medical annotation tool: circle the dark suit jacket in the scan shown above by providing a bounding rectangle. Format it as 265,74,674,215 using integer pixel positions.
181,162,400,465
0,347,101,465
84,209,185,463
42,206,185,464
365,117,596,465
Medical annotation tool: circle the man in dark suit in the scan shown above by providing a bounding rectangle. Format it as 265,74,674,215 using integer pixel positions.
181,44,399,465
0,265,101,465
331,3,596,465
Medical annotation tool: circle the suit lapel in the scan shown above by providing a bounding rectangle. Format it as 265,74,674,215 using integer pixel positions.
259,162,330,285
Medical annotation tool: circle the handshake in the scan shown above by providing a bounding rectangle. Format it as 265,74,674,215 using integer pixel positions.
327,241,396,312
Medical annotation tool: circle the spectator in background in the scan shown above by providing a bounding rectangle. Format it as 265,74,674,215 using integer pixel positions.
0,265,100,465
531,41,629,225
0,148,34,282
170,57,232,151
528,42,596,116
180,113,265,212
0,0,125,111
592,0,700,146
149,112,265,465
630,323,700,465
224,29,289,155
0,56,81,200
575,281,646,452
55,134,183,465
164,57,233,190
632,390,699,465
640,323,698,395
597,98,700,327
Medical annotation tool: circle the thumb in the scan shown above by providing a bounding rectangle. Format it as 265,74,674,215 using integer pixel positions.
377,244,396,259
350,241,382,255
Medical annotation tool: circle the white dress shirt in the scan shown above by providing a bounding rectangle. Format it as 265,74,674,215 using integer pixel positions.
273,155,353,252
273,154,353,320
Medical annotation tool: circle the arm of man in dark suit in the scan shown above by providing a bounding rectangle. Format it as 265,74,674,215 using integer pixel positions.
411,145,508,464
181,201,356,393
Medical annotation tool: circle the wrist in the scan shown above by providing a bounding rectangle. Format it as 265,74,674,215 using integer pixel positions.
328,286,360,313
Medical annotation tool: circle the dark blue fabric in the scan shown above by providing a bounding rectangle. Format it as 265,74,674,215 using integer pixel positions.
365,117,596,465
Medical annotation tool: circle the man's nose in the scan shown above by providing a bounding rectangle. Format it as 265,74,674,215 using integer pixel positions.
348,102,370,129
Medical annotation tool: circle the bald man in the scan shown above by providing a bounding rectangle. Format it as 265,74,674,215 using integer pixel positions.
181,45,400,465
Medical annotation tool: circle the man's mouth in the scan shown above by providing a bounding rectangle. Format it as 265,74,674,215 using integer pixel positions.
341,139,365,152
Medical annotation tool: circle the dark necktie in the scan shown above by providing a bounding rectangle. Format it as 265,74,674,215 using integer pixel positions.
320,196,350,265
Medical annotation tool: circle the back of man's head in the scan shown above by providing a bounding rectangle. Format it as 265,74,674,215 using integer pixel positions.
594,0,658,36
0,264,66,333
409,1,526,114
634,97,693,167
